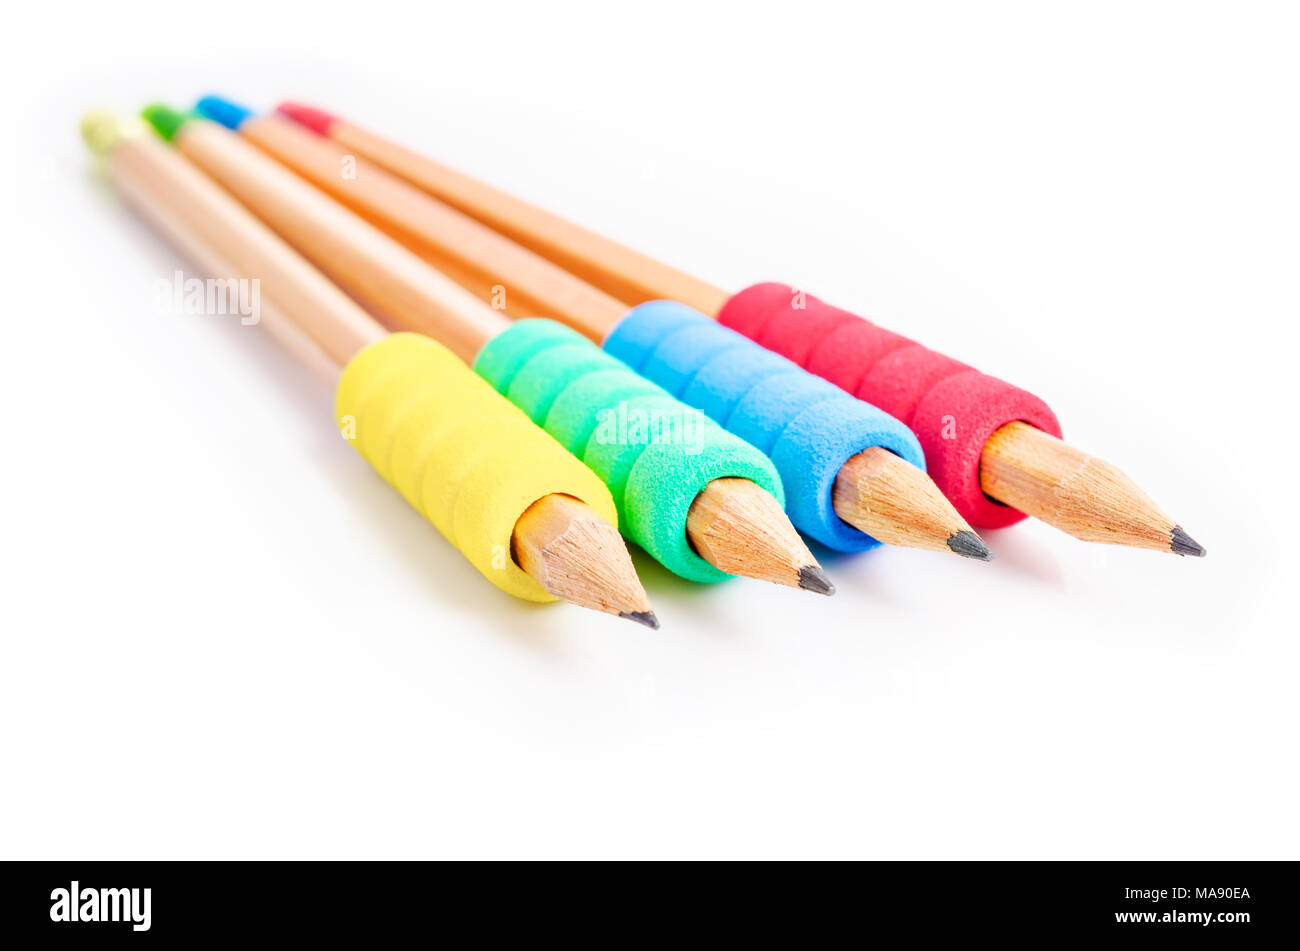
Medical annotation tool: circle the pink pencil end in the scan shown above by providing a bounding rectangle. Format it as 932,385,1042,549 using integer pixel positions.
276,102,338,136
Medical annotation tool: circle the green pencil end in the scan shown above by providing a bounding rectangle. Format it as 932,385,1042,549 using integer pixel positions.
141,103,191,142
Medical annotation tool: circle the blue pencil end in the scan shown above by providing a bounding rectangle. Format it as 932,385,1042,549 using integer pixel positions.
194,95,254,130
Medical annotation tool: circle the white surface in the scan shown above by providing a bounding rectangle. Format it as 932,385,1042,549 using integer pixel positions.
1,1,1296,859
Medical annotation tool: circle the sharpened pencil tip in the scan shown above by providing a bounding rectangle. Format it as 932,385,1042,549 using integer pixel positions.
947,530,993,561
1170,525,1206,558
620,610,661,630
798,565,836,596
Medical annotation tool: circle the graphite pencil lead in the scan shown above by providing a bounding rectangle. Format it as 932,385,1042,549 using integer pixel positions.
1170,526,1206,558
797,564,837,596
687,477,831,593
947,530,993,561
620,610,662,630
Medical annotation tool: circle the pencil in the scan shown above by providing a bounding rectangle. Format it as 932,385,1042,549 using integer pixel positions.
277,101,1205,558
83,110,658,626
201,98,990,564
142,105,831,595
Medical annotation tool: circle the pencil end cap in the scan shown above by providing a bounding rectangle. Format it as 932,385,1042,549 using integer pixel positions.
140,103,190,142
277,101,338,136
80,110,146,155
1170,525,1206,558
194,95,255,131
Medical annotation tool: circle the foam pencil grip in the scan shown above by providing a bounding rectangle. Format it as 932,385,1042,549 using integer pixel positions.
474,320,784,583
717,283,1064,529
336,333,618,602
604,301,925,552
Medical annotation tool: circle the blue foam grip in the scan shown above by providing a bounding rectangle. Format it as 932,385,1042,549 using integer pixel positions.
605,301,927,552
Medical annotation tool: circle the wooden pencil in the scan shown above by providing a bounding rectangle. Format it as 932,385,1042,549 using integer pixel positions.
278,102,730,314
280,104,1204,558
979,423,1201,555
83,110,658,625
145,108,829,594
235,111,989,563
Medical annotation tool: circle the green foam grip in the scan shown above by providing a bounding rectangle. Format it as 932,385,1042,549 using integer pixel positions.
475,320,785,582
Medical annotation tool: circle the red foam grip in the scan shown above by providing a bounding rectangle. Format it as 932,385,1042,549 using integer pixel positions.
718,283,1064,528
858,347,971,423
807,320,912,394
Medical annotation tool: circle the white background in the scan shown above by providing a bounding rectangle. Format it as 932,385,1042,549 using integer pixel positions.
1,1,1296,859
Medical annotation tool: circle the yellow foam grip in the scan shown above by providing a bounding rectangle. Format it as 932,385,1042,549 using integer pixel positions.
336,333,619,602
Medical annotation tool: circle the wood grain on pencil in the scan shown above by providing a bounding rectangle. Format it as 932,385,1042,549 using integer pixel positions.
240,116,627,342
321,114,731,314
980,422,1204,556
176,120,507,364
835,448,990,560
687,478,834,595
514,494,658,626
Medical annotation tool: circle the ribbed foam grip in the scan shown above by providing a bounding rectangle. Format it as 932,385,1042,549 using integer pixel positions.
718,283,1063,529
336,333,619,601
474,319,785,583
605,301,926,551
